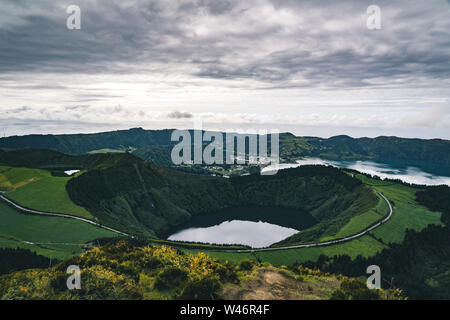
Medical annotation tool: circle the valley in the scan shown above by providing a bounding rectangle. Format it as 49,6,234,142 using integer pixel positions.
0,149,443,260
0,131,448,299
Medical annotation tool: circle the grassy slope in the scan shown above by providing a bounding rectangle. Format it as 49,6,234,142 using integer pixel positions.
253,236,387,266
0,165,92,219
325,192,387,240
0,201,118,260
194,235,387,266
358,175,444,244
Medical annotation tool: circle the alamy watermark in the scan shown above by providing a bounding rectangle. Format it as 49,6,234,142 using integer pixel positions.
66,265,81,290
170,123,280,175
66,5,81,30
367,5,382,30
366,265,381,290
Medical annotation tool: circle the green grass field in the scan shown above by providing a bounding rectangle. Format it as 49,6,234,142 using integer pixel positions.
330,192,388,239
367,181,443,244
185,235,387,266
0,165,92,219
254,235,387,265
0,201,118,260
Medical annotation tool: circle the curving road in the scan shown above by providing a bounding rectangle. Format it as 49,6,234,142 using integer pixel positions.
0,192,131,238
0,190,392,253
228,191,393,253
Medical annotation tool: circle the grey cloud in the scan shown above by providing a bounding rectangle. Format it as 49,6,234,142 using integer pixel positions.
404,105,450,128
0,0,449,91
168,110,193,119
64,105,90,111
198,0,233,15
3,106,32,114
0,117,124,137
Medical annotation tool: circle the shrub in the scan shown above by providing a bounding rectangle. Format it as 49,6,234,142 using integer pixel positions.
238,259,255,271
295,275,304,282
178,275,222,300
142,256,163,270
154,267,188,290
50,272,68,292
213,263,238,283
77,266,143,300
330,279,383,300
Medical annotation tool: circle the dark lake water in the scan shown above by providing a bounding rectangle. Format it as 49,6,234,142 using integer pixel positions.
167,206,316,248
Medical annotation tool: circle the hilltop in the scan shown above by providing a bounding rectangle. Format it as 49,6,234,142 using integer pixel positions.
0,240,404,300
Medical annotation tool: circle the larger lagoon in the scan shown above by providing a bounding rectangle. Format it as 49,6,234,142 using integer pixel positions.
262,158,450,186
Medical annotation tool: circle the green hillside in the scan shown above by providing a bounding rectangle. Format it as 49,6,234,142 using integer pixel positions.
286,135,450,165
366,179,444,244
0,165,92,219
0,128,173,155
0,201,118,260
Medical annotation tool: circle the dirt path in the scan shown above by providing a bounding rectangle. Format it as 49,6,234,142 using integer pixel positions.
221,267,341,300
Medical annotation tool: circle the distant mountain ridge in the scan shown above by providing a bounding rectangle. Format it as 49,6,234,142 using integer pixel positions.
0,128,449,166
0,128,173,155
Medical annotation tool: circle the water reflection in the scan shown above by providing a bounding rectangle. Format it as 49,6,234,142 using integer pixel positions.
168,220,299,248
261,158,450,186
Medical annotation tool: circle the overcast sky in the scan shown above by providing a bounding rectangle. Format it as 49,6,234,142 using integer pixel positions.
0,0,449,139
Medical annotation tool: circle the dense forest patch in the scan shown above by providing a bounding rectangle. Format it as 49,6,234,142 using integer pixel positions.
0,248,56,275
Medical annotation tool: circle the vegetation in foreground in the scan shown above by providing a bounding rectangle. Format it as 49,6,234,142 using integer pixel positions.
0,241,404,300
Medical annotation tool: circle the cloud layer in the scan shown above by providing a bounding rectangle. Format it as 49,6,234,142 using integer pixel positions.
0,0,449,138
